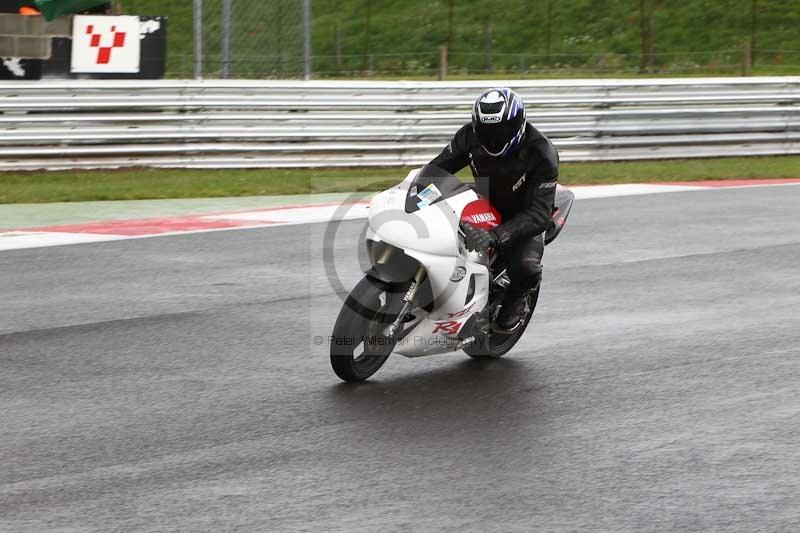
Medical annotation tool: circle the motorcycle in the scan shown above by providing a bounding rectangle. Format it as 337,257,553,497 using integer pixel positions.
329,164,574,382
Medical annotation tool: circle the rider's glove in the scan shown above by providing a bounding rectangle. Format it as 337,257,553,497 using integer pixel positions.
463,225,499,255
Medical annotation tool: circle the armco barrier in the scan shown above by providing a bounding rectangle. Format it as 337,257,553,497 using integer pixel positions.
0,77,799,170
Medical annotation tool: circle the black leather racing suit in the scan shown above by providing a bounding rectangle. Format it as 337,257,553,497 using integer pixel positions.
430,122,559,297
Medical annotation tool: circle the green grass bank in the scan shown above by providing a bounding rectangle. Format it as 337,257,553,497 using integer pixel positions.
2,156,799,204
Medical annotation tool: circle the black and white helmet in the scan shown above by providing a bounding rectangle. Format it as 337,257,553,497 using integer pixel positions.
471,88,526,157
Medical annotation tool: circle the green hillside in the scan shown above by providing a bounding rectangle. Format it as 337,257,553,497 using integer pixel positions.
121,0,800,78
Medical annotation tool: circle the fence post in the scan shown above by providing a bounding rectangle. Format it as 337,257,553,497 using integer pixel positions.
193,0,203,79
335,22,342,69
484,22,492,72
639,0,654,72
439,45,448,80
545,0,552,65
303,0,312,80
742,39,752,76
750,0,758,67
221,0,232,79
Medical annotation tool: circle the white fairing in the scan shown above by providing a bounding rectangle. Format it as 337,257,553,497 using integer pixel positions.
367,169,492,357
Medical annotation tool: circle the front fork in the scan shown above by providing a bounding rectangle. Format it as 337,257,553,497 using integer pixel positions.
383,265,426,338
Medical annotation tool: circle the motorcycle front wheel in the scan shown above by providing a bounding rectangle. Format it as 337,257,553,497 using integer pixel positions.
330,276,404,382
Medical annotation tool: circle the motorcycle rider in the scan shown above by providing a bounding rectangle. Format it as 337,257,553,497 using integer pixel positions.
429,88,559,333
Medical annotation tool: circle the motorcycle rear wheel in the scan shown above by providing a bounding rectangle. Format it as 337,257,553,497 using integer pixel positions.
330,276,403,382
464,287,539,359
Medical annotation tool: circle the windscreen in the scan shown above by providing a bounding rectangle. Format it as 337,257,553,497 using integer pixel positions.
405,165,473,213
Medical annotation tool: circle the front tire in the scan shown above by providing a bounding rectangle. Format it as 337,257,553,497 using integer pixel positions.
464,287,539,359
330,276,402,382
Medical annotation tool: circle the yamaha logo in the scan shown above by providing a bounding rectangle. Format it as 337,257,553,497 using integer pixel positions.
450,266,467,282
470,212,497,224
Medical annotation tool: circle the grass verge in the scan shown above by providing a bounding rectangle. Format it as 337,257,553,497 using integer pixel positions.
1,156,799,204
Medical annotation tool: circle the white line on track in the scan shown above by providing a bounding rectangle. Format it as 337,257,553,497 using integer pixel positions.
1,181,798,252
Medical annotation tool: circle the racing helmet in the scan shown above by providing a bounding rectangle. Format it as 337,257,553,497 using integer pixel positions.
471,88,527,157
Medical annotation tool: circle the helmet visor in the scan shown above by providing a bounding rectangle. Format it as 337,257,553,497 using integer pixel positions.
475,120,519,155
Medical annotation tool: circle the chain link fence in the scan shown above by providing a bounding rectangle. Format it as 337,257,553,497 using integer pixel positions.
199,0,306,79
307,0,800,79
121,0,306,79
118,0,800,80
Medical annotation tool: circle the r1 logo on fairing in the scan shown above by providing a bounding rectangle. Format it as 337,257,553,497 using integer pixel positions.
432,320,463,335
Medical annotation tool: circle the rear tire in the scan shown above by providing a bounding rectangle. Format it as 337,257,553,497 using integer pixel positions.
464,287,539,359
330,276,402,382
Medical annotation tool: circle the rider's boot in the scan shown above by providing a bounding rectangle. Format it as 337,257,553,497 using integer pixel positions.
494,273,541,334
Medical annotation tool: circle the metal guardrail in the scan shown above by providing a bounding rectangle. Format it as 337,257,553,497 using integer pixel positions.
1,77,799,171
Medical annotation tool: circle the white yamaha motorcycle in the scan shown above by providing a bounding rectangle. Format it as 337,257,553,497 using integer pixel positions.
330,164,574,382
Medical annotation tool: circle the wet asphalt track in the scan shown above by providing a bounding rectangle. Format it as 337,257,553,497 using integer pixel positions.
2,185,799,532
